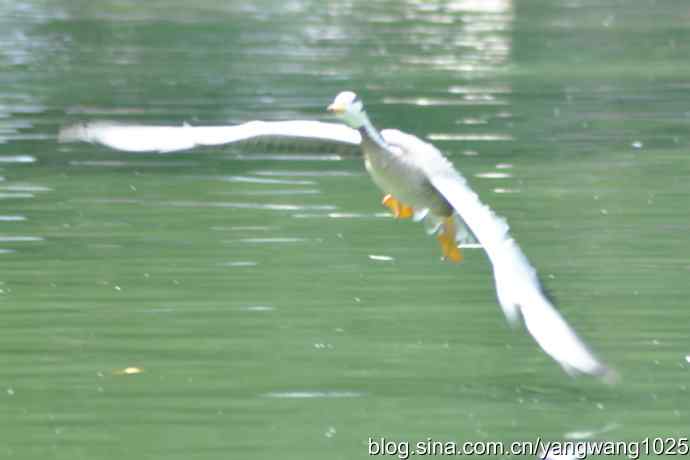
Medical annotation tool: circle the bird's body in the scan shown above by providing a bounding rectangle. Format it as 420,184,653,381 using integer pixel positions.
361,129,453,219
327,91,468,261
59,91,615,382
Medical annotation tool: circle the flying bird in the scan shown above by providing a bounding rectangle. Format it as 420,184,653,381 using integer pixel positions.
59,92,615,382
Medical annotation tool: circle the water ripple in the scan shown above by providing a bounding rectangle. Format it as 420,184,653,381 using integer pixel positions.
0,193,34,199
0,184,52,192
215,189,321,196
292,212,390,219
369,254,395,262
210,225,273,232
240,305,274,312
0,236,43,242
448,85,512,94
229,237,311,244
427,133,513,141
383,97,507,107
475,172,512,179
69,160,199,168
252,170,358,177
221,175,315,186
166,201,336,211
264,391,363,399
0,155,35,163
219,261,258,267
223,153,343,161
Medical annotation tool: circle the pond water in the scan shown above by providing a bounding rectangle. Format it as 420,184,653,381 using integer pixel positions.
0,1,688,458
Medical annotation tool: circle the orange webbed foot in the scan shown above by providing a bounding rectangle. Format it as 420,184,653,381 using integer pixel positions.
436,217,463,263
382,194,414,219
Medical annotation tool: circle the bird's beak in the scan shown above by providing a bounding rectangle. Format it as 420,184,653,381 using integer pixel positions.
327,103,345,114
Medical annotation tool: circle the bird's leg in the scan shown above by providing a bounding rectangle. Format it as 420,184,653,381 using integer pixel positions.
436,217,463,263
382,194,414,219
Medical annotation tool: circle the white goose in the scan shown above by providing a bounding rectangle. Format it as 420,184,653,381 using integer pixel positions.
59,91,615,382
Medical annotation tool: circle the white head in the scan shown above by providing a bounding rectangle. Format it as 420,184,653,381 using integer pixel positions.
327,91,367,128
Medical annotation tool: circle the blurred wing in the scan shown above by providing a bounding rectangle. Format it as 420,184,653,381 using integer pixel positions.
381,129,613,381
432,163,614,380
58,120,361,154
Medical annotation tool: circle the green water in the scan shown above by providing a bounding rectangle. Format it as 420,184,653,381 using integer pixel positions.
1,1,688,458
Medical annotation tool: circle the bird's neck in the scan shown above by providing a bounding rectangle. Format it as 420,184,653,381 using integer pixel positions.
357,113,388,151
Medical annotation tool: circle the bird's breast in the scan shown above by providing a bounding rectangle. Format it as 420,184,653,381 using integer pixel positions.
362,149,451,217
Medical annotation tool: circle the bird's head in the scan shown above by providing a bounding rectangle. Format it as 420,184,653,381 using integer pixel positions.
327,91,366,128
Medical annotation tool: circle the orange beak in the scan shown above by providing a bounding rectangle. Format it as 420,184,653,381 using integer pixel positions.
327,103,345,114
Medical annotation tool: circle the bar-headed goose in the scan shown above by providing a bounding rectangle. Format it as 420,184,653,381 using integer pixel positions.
59,91,615,382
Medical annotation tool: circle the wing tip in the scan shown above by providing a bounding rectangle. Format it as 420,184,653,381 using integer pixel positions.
560,355,618,384
594,365,620,385
58,123,88,143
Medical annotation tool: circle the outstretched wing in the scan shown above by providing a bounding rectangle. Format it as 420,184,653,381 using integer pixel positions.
58,120,362,154
381,129,614,381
